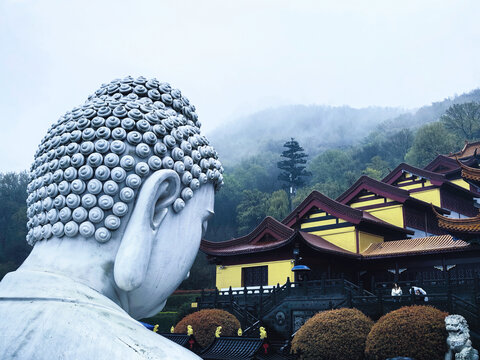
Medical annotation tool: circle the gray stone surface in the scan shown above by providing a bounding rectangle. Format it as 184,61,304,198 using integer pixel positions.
445,315,479,360
0,76,221,359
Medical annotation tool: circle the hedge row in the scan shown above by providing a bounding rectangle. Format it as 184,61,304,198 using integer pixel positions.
291,306,448,360
169,305,448,359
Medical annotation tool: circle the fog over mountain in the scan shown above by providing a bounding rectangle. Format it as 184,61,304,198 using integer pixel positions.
210,88,480,165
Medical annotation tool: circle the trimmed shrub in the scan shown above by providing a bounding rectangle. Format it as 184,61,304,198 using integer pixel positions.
291,308,373,360
365,305,448,360
174,309,240,348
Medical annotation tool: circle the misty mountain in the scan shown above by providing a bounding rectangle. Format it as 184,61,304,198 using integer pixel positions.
210,105,407,165
376,88,480,133
210,88,480,165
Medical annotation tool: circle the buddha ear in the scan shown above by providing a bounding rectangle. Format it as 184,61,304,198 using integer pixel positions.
114,169,180,292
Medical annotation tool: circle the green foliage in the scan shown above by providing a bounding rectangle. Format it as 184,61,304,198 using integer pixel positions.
291,308,373,360
365,305,448,360
178,252,215,290
141,312,178,333
309,149,355,186
266,190,289,221
236,189,269,235
163,294,200,312
405,122,460,167
174,309,240,348
292,182,345,208
205,153,283,242
441,102,480,140
0,172,30,280
363,156,390,180
205,173,242,242
385,128,415,164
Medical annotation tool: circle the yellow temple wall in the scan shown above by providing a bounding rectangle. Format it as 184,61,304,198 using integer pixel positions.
215,259,294,289
308,227,357,253
348,193,404,229
350,198,384,208
451,178,471,190
358,231,383,253
365,204,404,228
410,188,441,207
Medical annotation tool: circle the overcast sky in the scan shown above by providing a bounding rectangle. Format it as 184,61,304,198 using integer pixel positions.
1,0,480,171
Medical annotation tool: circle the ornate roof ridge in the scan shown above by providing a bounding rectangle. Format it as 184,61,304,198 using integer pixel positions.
336,175,409,204
382,163,447,184
336,174,449,214
281,190,363,227
200,230,361,257
281,190,411,235
424,154,477,174
382,162,478,198
201,216,294,250
448,141,480,159
298,231,360,258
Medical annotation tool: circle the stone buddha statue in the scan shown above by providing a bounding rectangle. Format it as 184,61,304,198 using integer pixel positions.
0,76,223,359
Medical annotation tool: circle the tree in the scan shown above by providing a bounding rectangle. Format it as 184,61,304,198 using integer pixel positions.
363,155,390,180
0,172,30,280
309,149,356,187
405,122,460,167
277,138,311,209
266,190,289,220
236,190,269,235
440,102,480,140
384,128,414,164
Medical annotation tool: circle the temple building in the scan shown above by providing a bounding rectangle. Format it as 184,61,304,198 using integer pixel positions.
201,144,480,292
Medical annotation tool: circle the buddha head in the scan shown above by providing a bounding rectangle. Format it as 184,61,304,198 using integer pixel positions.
25,76,223,318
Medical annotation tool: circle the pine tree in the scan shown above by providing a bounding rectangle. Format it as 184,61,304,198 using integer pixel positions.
277,138,311,210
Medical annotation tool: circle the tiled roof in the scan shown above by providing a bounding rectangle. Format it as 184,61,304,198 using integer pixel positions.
282,191,363,226
337,175,409,203
362,235,470,258
281,191,412,235
200,337,265,360
298,232,359,258
382,163,446,185
382,162,478,198
201,216,294,255
447,141,480,160
424,154,478,175
457,159,480,185
432,205,480,234
159,334,191,347
201,230,359,258
335,175,449,214
256,353,296,360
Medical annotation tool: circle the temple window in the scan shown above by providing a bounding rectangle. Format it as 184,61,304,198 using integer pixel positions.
242,266,268,287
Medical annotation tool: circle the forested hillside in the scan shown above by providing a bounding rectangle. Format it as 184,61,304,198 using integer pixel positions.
204,88,480,245
210,105,406,165
2,88,480,289
210,89,480,166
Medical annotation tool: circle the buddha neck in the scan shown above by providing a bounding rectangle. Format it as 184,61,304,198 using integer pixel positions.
20,236,123,306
